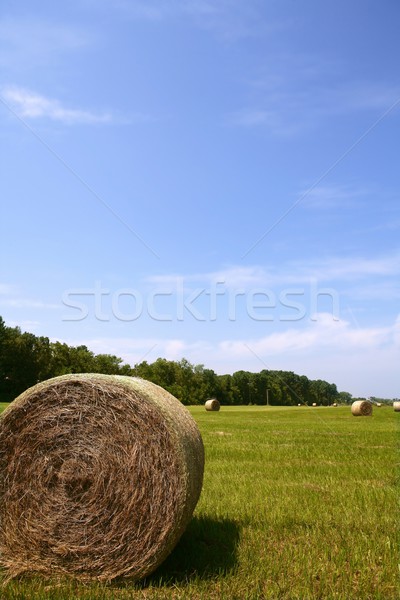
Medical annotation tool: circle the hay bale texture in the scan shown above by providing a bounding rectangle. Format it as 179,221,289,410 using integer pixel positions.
0,374,205,582
351,400,373,416
393,401,400,412
205,399,220,412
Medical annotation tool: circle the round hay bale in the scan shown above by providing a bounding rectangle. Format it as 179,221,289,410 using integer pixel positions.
297,403,301,407
351,400,373,416
393,401,400,412
0,374,204,582
332,403,337,407
205,398,220,412
312,403,317,407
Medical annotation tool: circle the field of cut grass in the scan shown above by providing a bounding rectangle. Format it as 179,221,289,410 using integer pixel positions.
0,404,398,599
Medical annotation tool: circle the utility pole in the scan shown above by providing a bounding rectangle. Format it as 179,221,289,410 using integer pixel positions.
266,388,270,406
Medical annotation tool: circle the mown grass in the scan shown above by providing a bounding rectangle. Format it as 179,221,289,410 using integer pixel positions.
0,404,398,599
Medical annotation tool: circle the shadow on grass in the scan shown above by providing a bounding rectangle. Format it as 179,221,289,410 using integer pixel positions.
115,514,241,591
148,515,240,585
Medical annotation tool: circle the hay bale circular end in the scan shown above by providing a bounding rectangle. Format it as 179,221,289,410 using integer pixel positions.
0,374,205,582
393,401,400,412
351,400,373,416
312,403,317,407
205,398,220,412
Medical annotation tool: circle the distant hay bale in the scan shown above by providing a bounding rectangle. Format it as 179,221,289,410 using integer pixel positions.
376,402,382,407
0,374,205,582
393,401,400,412
297,403,301,407
312,403,317,407
332,403,337,407
351,400,373,417
205,398,220,412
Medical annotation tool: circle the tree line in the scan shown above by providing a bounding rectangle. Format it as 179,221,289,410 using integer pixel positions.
0,316,353,405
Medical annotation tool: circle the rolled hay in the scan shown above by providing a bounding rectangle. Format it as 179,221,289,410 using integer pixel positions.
312,403,317,407
0,374,204,582
205,398,220,412
351,400,373,416
332,403,338,407
393,401,400,412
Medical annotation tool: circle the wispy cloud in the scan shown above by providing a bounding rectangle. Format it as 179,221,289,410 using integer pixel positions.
228,108,301,136
0,17,93,69
147,265,268,288
303,255,400,282
228,49,400,135
0,298,61,310
1,86,113,124
299,184,370,210
83,0,278,40
0,285,60,310
0,284,17,295
146,253,400,290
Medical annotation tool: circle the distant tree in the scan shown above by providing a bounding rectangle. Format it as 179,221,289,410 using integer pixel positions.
338,391,352,405
92,353,129,375
0,322,52,400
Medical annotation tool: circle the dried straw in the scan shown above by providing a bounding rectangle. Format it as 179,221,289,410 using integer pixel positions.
351,400,373,416
393,401,400,412
0,374,204,582
204,399,220,412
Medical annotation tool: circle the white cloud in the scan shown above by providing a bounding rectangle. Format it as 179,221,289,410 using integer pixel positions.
1,86,112,124
220,313,393,358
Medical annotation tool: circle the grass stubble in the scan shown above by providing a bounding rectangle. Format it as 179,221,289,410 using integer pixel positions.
0,403,398,599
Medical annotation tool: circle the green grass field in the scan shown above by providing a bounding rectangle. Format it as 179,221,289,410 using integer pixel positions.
0,404,398,599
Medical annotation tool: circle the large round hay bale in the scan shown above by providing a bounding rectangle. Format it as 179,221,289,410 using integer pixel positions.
205,398,220,412
0,374,204,582
393,401,400,412
351,400,373,416
312,402,317,407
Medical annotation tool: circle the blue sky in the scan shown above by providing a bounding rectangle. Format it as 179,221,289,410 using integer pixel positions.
1,0,399,397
